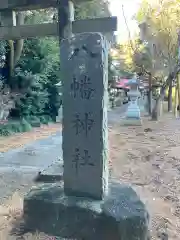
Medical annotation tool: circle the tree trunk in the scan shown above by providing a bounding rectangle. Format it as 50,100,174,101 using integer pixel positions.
152,75,172,121
174,84,178,117
168,78,173,112
151,98,160,120
152,66,180,120
8,40,15,79
177,74,180,117
148,73,152,115
151,91,165,121
4,42,13,83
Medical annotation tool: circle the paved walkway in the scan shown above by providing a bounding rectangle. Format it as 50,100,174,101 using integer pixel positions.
0,104,128,202
0,132,63,203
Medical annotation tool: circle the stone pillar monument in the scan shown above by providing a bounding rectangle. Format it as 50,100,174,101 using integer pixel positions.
24,34,149,239
62,33,109,200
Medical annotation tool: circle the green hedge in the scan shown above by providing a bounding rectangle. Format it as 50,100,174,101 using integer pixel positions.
0,119,32,136
25,115,53,127
39,115,53,124
0,115,55,136
25,116,41,127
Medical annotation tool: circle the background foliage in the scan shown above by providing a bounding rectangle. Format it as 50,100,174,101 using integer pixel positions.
0,0,115,135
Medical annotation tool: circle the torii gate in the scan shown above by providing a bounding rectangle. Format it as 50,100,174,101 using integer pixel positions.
0,0,117,42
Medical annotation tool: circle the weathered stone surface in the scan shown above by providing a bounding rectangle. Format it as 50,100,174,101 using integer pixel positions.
35,160,63,183
126,100,141,119
23,182,149,240
122,118,142,126
60,33,109,200
123,81,142,125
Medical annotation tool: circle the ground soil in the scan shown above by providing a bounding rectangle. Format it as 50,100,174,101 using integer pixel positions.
109,115,180,240
0,116,180,239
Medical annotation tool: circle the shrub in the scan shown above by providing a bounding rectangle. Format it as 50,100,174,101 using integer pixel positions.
39,116,49,124
0,119,32,136
43,115,53,123
0,124,12,136
24,116,41,127
20,118,32,132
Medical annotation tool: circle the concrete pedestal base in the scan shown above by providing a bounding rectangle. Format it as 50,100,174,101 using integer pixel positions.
126,102,141,118
122,117,142,126
122,101,142,126
23,182,149,240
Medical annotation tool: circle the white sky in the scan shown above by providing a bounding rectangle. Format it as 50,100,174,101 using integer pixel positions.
109,0,141,43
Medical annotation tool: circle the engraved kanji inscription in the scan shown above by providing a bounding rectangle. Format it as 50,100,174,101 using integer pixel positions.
72,148,95,174
70,75,95,99
72,112,94,137
72,148,81,175
80,149,94,166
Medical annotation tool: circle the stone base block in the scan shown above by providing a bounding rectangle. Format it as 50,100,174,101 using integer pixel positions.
34,160,63,183
126,111,141,119
23,182,149,240
121,117,142,126
126,103,141,119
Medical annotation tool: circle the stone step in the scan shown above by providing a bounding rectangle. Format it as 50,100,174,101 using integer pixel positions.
34,160,63,183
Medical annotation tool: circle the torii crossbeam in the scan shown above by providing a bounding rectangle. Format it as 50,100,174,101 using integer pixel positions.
0,0,117,41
